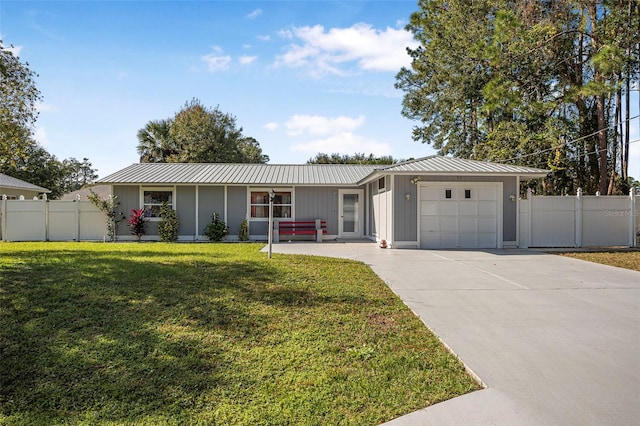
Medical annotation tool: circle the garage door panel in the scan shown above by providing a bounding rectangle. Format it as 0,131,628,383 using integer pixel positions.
420,201,438,216
420,188,440,201
421,216,439,231
459,233,478,247
421,230,439,247
441,217,458,232
440,202,458,215
478,201,497,216
478,233,497,247
478,186,497,200
478,217,496,232
441,233,458,247
459,217,477,232
459,202,477,216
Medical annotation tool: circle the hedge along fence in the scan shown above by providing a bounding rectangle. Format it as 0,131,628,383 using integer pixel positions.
1,195,106,242
519,188,639,248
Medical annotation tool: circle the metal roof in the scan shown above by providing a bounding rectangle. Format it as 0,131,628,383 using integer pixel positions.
373,156,550,176
98,163,378,185
0,173,51,193
98,157,550,186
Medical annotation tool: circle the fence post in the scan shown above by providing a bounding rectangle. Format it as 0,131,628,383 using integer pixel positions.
1,194,6,242
43,193,49,242
575,188,582,248
630,189,636,248
524,187,532,248
75,194,81,241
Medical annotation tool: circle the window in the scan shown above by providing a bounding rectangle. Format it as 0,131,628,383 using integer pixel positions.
250,190,292,219
378,177,386,191
445,189,452,199
142,188,174,219
465,189,472,199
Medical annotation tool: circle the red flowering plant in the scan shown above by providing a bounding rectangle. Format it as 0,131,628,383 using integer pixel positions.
128,208,147,242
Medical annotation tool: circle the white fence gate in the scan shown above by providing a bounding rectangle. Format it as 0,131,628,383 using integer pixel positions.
1,197,106,242
519,188,638,248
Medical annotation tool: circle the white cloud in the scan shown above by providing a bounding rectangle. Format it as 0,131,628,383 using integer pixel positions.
281,113,390,156
239,55,257,65
247,8,262,19
290,132,392,156
1,44,23,56
264,122,279,131
277,29,293,39
284,114,366,136
274,23,417,76
34,127,49,146
257,34,271,42
202,46,232,72
36,102,57,113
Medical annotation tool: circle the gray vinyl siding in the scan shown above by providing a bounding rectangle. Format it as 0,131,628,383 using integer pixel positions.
295,187,340,235
198,186,225,235
113,185,139,236
177,186,196,235
227,186,247,238
393,176,417,242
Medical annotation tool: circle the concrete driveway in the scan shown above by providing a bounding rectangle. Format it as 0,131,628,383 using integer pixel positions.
266,242,640,425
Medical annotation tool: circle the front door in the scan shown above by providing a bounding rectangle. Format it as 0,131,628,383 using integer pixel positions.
339,190,364,238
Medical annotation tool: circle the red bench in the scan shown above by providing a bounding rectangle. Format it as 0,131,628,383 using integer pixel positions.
273,220,327,243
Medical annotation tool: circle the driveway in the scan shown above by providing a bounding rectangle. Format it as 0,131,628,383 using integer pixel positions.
266,242,640,425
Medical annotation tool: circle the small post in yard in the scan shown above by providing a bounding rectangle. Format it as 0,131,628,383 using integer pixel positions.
268,189,275,259
1,194,6,242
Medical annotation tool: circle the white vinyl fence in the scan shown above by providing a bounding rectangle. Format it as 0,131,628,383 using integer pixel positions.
519,188,638,248
1,196,106,242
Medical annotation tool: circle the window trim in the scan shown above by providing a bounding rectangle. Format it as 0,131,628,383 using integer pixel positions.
140,186,176,221
248,187,294,221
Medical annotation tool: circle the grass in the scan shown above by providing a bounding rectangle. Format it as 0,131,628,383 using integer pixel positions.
558,250,640,272
0,242,479,425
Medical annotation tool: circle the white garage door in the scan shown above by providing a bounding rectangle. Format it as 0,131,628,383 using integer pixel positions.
419,183,502,249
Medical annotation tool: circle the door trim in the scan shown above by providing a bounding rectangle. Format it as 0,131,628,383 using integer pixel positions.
338,189,364,238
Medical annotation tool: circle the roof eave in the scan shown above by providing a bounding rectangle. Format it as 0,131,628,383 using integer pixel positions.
358,170,550,185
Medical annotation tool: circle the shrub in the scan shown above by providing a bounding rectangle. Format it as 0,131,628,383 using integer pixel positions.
238,219,250,241
203,212,227,241
128,208,146,242
158,202,179,242
87,190,125,241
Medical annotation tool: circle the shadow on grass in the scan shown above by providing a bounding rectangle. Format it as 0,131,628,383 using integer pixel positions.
0,248,351,423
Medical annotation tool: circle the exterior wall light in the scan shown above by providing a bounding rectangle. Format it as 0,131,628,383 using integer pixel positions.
405,193,411,201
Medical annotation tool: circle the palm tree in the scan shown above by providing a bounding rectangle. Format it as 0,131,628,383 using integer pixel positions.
136,119,175,163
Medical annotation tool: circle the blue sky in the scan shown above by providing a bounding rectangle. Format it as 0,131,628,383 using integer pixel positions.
1,1,638,180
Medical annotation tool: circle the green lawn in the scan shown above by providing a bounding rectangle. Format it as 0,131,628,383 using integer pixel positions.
558,250,640,272
0,242,480,425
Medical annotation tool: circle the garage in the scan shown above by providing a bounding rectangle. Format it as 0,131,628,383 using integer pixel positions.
419,182,502,249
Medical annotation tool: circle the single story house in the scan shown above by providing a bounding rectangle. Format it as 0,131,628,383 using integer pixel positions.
0,173,51,200
97,156,549,249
